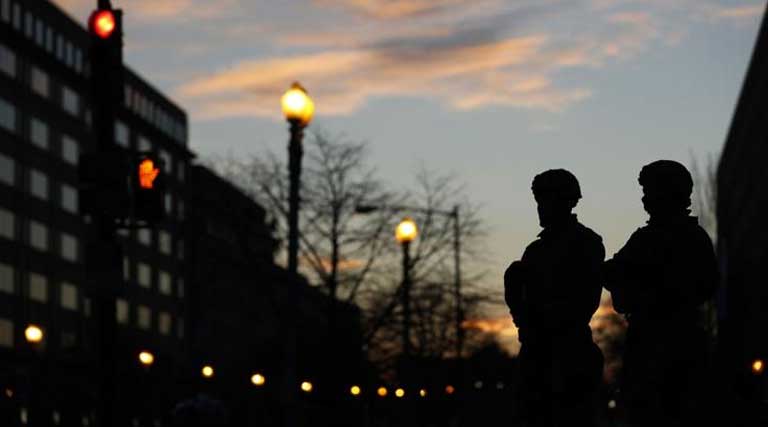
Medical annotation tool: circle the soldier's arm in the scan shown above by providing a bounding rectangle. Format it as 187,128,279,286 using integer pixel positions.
604,231,648,313
504,260,528,329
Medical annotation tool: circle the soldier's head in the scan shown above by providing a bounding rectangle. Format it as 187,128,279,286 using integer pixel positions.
638,160,693,217
532,169,581,228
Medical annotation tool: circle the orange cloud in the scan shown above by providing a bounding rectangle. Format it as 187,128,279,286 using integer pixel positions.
314,0,473,20
712,4,764,20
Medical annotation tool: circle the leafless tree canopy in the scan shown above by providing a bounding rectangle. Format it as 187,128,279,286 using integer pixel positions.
205,131,494,374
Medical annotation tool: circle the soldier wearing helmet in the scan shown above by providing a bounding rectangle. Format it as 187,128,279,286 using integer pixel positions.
505,169,605,427
605,160,718,427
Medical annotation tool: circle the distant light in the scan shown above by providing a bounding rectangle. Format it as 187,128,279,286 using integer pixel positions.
608,399,617,409
301,381,313,393
445,385,455,395
377,387,388,397
138,351,154,366
89,10,116,39
395,217,418,244
474,380,483,389
251,373,266,386
281,82,314,126
201,365,214,378
496,381,504,390
350,385,361,396
752,359,764,375
419,388,427,397
395,388,405,398
4,388,13,398
24,324,44,343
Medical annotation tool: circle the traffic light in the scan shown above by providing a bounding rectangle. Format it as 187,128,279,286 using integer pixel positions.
133,154,165,223
89,2,123,152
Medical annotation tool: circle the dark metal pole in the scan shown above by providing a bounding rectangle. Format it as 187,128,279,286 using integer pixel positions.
402,241,412,358
452,205,463,359
287,120,304,274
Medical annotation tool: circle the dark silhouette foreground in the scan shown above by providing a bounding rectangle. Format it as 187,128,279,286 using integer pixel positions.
605,160,719,427
505,169,605,427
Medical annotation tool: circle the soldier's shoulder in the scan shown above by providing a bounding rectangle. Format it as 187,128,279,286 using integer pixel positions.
575,222,604,246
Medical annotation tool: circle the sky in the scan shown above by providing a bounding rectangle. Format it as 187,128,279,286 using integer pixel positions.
53,0,766,347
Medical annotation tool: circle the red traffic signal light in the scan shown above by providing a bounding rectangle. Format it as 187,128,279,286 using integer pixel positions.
138,158,160,189
89,10,116,39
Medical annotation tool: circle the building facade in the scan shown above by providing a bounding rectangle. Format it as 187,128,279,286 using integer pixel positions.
0,0,192,425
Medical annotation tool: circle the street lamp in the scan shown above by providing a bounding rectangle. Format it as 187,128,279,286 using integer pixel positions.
395,388,405,398
350,385,361,396
251,373,266,386
281,82,314,274
357,204,465,357
24,324,44,344
300,381,313,393
201,365,214,378
377,386,388,398
395,217,417,358
138,351,154,367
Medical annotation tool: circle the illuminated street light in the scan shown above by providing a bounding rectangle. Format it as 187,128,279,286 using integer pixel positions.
251,373,266,386
301,381,313,393
24,324,44,344
752,359,764,375
377,387,388,397
445,385,455,395
350,385,361,396
396,217,418,358
395,217,418,244
419,389,427,398
395,388,405,398
201,365,214,378
281,82,314,274
138,351,154,367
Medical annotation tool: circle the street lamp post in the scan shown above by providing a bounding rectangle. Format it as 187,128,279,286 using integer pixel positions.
281,82,314,274
395,217,418,358
357,204,464,357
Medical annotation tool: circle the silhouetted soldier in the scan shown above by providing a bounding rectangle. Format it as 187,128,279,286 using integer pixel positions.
505,169,605,427
604,160,718,427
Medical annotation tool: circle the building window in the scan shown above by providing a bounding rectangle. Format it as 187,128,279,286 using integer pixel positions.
60,282,78,311
29,220,48,251
34,18,44,46
137,305,151,330
30,117,49,149
177,240,185,260
61,135,78,165
29,169,48,200
137,229,151,246
122,256,130,281
177,200,185,220
60,233,78,262
177,161,185,182
29,272,48,303
74,48,82,73
116,299,129,324
158,312,171,335
159,231,171,255
65,41,73,68
0,153,13,185
159,150,172,174
83,297,91,317
56,35,64,61
46,27,53,53
0,97,16,132
0,207,14,240
0,43,15,77
138,135,151,152
137,263,151,288
11,3,19,31
0,0,9,23
164,194,173,216
0,318,12,348
177,278,185,298
61,184,78,214
158,271,172,295
0,262,13,294
30,67,49,98
24,11,32,38
61,86,79,116
115,120,129,147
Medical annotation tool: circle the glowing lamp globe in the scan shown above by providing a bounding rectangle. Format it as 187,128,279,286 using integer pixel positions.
138,351,155,366
89,10,116,39
281,82,314,126
24,324,44,343
395,217,418,244
251,373,266,386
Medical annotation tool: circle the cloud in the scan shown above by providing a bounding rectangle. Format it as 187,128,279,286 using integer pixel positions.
711,4,765,20
314,0,474,20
